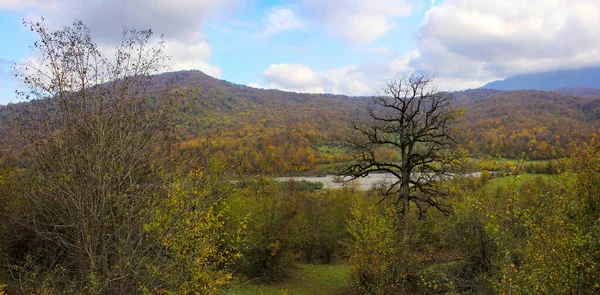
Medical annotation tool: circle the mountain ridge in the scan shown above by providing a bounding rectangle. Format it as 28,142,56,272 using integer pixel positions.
2,70,600,174
481,67,600,91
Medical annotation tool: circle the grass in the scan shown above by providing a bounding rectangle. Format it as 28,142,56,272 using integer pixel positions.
471,157,552,168
229,263,354,295
483,173,553,195
480,158,549,165
317,144,350,156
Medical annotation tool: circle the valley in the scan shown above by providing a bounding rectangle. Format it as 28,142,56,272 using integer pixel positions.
2,10,600,293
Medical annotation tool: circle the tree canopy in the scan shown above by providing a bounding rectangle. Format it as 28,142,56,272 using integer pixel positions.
345,74,462,217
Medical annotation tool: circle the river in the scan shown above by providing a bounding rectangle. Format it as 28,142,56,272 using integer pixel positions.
274,172,482,191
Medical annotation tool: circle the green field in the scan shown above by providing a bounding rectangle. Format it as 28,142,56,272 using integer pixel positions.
317,144,350,156
472,157,552,167
229,263,353,295
482,173,553,195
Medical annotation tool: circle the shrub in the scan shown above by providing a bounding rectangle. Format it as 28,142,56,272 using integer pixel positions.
230,178,297,281
347,200,418,294
292,189,355,263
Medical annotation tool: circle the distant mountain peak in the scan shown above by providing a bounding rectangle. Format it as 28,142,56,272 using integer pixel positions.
480,67,600,91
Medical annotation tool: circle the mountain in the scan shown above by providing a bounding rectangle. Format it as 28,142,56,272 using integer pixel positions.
481,67,600,91
2,70,600,174
452,88,503,104
458,89,600,158
554,86,600,98
0,71,368,174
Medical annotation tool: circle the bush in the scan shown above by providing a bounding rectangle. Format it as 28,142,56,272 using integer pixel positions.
292,189,355,263
229,179,356,281
444,215,497,293
143,160,244,294
230,178,297,281
480,169,491,184
347,200,418,294
277,179,323,192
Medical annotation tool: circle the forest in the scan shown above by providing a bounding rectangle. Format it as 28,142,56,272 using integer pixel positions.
1,21,600,295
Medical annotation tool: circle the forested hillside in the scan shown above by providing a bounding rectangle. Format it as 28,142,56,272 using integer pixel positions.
163,71,366,174
555,86,600,97
4,4,600,294
457,89,600,159
3,70,600,174
116,72,600,164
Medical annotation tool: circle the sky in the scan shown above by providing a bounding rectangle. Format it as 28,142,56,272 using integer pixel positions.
1,0,600,105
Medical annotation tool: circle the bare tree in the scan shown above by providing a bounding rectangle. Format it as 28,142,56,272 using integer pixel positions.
14,19,176,293
344,74,462,218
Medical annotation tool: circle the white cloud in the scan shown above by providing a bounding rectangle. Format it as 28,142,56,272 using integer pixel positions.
410,0,600,87
163,40,222,78
300,0,413,43
262,64,324,93
256,8,305,38
257,62,402,96
254,48,427,95
320,65,372,95
0,0,52,10
6,0,233,78
246,82,266,89
37,0,236,42
390,51,415,73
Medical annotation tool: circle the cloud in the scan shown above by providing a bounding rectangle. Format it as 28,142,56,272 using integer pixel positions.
410,0,600,87
300,0,413,43
28,0,236,43
0,0,51,10
5,0,234,77
256,8,305,38
261,64,324,93
320,65,372,95
163,40,222,78
253,47,427,95
256,61,412,96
